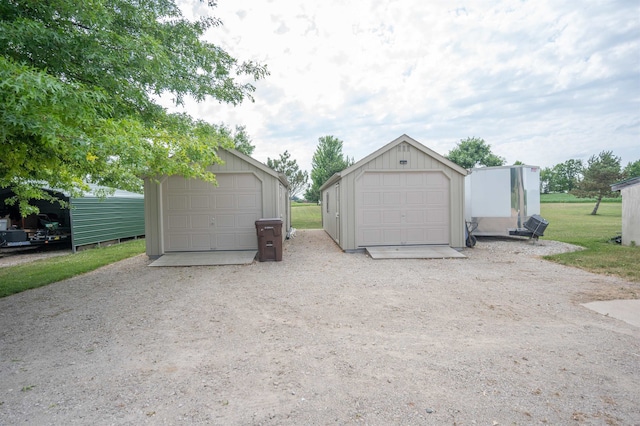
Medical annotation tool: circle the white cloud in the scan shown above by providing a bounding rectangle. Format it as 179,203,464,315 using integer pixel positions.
169,0,640,173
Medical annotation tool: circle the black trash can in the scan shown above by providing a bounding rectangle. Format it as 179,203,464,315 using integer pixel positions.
523,214,549,237
255,218,283,261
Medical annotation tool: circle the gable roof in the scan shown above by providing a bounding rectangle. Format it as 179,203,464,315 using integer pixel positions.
611,176,640,191
225,148,290,188
320,134,467,190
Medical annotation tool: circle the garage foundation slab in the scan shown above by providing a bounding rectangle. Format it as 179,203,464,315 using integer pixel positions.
149,251,257,267
582,299,640,328
365,245,466,259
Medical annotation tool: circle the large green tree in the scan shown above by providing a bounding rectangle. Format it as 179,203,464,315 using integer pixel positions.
217,124,255,156
446,137,505,169
0,0,267,215
571,151,622,215
540,159,583,193
622,160,640,179
267,151,308,198
305,136,353,203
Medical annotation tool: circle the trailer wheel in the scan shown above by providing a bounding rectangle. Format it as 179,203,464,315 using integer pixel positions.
466,234,477,248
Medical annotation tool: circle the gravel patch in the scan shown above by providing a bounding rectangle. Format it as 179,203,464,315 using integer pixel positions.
0,230,638,425
0,246,72,268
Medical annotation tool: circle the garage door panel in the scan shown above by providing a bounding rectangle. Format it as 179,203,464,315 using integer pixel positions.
361,229,382,245
405,173,425,186
167,177,188,190
382,228,402,242
238,194,259,209
383,174,401,186
405,228,426,243
383,192,401,205
427,228,447,242
363,173,381,187
362,210,382,225
427,208,447,223
237,174,259,188
215,232,260,250
362,192,381,206
406,191,425,204
190,214,211,228
427,190,446,204
237,213,259,227
382,210,402,224
167,195,188,210
167,234,189,250
426,173,447,187
191,179,212,191
214,194,234,208
163,173,262,251
236,232,259,248
405,210,425,224
191,234,212,249
190,195,210,209
215,174,234,187
215,233,236,249
167,215,188,229
357,171,449,246
216,214,236,228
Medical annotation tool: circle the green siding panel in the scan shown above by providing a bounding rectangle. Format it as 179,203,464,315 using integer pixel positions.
70,197,145,248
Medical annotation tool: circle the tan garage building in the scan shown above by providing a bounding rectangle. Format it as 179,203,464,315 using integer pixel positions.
320,134,468,251
144,149,290,259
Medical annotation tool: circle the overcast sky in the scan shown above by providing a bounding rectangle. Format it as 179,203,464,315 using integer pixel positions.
170,0,640,174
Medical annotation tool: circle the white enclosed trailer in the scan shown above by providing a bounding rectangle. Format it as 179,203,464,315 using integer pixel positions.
465,165,541,236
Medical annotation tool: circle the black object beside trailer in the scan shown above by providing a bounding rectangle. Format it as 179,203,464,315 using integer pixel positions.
508,214,549,240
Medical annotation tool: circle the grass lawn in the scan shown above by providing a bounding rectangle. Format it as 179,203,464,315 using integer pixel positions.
291,202,322,229
0,239,145,298
540,193,621,203
541,203,639,282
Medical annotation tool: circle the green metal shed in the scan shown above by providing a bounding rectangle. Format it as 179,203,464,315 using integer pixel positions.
69,186,145,251
0,185,145,252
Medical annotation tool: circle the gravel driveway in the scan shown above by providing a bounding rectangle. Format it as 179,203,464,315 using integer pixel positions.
1,230,639,425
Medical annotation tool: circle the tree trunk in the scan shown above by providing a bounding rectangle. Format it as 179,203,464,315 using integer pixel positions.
591,195,603,215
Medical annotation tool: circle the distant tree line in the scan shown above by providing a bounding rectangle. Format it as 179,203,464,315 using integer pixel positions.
541,153,639,215
541,156,640,195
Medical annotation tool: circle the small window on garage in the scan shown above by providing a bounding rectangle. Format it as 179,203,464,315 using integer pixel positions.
326,192,330,213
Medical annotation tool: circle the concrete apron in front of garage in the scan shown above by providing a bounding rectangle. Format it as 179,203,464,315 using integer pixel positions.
582,300,640,329
365,245,466,259
149,250,257,267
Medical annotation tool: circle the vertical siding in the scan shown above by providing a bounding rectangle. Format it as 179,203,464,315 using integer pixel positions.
322,184,339,242
70,196,144,250
339,141,466,251
144,149,290,256
278,182,291,235
144,179,162,257
622,184,640,246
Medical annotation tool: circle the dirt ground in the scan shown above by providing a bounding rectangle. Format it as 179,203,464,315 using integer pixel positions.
1,230,639,425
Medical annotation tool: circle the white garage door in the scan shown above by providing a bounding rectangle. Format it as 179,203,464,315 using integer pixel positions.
356,171,449,246
163,173,262,251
